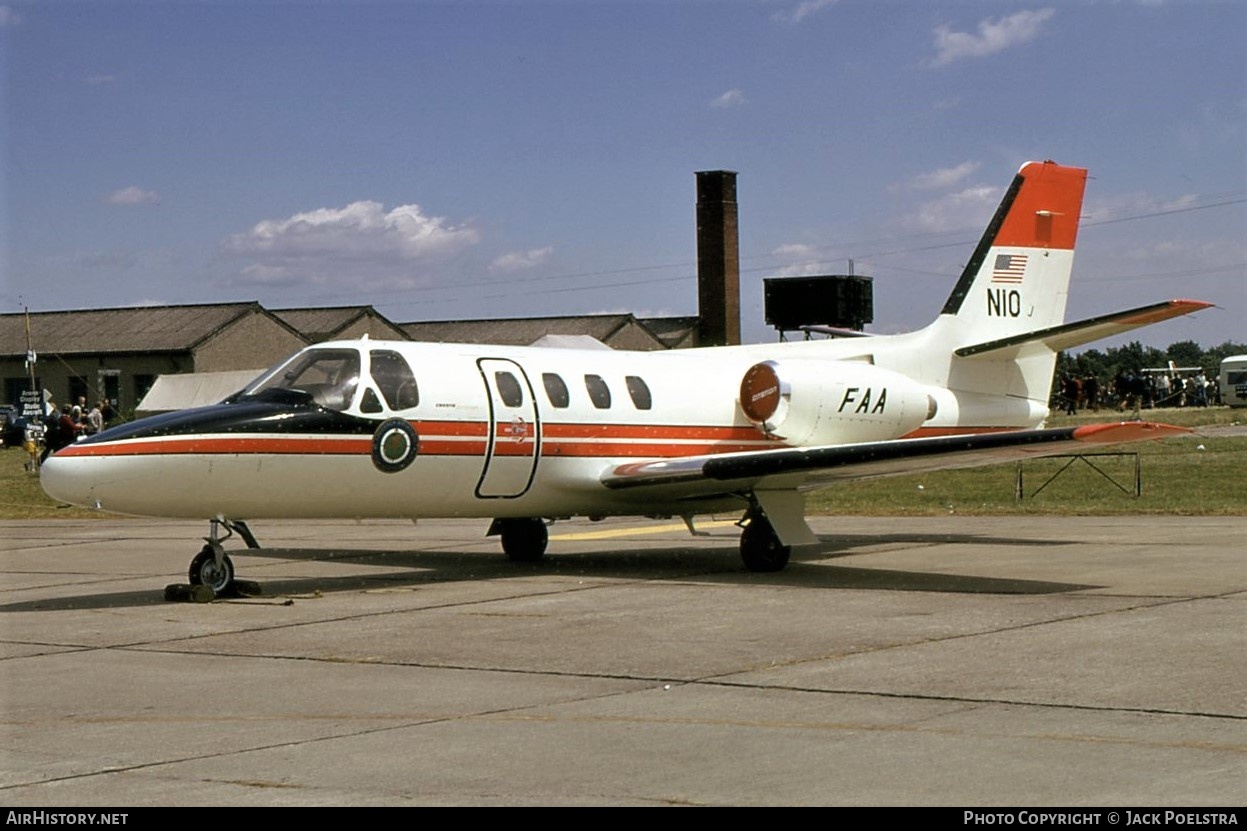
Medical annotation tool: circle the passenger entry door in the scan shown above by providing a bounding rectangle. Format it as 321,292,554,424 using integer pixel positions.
476,358,540,498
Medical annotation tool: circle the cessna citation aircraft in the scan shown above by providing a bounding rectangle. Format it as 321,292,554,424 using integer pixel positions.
42,161,1209,594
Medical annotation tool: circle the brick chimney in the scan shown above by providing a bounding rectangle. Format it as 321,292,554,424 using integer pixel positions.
695,170,741,346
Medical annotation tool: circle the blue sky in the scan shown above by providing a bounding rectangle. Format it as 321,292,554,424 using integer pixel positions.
3,0,1244,348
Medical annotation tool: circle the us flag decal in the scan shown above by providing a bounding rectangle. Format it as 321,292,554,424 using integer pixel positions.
991,253,1027,283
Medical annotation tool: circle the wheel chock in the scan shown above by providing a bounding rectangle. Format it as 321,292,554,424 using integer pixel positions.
164,583,215,603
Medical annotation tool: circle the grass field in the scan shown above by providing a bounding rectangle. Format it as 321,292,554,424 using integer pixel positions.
808,406,1245,516
2,406,1243,520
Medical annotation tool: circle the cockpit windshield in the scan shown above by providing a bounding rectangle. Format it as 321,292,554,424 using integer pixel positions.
240,348,362,411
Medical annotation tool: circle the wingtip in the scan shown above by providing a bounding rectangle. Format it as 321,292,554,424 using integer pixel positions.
1113,300,1214,326
1072,421,1192,444
1170,299,1216,312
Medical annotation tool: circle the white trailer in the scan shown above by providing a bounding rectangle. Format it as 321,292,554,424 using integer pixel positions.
1220,355,1247,407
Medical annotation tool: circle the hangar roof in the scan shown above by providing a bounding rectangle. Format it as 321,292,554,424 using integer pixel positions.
2,305,699,360
400,314,695,351
270,306,409,342
639,316,700,349
0,303,287,357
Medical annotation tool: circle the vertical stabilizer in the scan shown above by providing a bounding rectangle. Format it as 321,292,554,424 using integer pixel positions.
940,161,1087,343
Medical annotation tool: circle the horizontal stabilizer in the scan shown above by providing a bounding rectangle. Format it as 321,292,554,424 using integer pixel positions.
602,422,1189,491
799,325,875,339
955,300,1213,360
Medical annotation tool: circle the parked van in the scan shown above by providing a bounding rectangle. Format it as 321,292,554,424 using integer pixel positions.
1220,355,1247,408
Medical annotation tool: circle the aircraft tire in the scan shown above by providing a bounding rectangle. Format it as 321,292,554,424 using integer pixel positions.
499,518,548,562
739,514,791,572
188,545,235,595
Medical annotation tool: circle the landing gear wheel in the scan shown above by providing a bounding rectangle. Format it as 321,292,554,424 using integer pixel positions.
189,545,235,595
740,513,791,572
498,518,548,562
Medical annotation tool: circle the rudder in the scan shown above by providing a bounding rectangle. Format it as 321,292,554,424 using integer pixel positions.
940,161,1088,344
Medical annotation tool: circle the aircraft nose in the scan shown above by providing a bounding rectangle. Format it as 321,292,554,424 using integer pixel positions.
40,454,97,509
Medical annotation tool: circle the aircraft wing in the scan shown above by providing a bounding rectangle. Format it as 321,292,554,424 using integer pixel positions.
600,422,1187,493
954,300,1213,360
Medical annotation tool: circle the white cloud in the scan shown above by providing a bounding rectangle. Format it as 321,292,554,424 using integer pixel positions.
223,200,480,286
931,9,1055,67
771,0,838,24
906,185,1001,233
225,200,478,261
768,242,839,277
770,262,832,278
107,186,159,205
905,162,981,191
772,243,820,260
710,88,746,109
489,246,553,274
0,6,22,26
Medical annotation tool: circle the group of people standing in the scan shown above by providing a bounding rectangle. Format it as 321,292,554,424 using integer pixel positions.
1060,374,1100,415
39,396,111,460
1149,371,1212,409
1060,370,1215,415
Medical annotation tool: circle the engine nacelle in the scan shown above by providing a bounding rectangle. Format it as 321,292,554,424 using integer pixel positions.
738,359,935,446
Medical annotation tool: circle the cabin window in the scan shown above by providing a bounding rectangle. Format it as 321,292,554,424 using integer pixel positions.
542,373,570,408
370,350,419,410
625,376,652,410
584,374,611,409
494,371,524,407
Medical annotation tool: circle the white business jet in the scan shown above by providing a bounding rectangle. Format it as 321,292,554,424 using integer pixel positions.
41,161,1209,593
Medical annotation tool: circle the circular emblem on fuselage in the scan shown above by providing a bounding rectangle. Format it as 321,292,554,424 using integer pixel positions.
740,361,782,423
371,418,419,473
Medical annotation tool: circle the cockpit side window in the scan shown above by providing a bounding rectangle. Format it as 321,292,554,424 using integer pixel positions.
370,350,419,411
360,388,384,414
243,348,361,411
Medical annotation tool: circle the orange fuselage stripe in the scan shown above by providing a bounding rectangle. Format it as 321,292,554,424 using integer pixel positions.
54,420,784,460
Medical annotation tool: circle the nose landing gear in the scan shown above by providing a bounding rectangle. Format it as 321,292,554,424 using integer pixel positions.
189,543,235,595
172,518,259,600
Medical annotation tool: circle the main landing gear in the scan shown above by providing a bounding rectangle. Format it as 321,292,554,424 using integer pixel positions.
738,509,791,573
489,517,549,562
488,513,792,571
